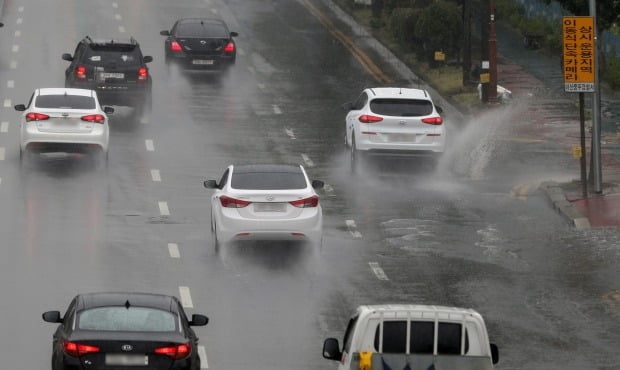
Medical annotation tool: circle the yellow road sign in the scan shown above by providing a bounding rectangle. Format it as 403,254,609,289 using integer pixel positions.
573,146,582,158
562,17,595,92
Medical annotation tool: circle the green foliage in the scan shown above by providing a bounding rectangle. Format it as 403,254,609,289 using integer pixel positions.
495,0,525,27
604,57,620,90
388,8,421,48
415,0,462,64
549,0,620,33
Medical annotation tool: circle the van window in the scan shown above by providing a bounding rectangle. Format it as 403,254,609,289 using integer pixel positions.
374,321,407,353
437,322,464,354
410,321,434,353
373,320,469,354
342,315,358,353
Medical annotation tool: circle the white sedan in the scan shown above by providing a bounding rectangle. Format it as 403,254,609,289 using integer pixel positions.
203,164,324,247
14,88,113,162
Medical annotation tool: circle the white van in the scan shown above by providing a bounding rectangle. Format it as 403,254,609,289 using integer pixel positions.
322,304,499,370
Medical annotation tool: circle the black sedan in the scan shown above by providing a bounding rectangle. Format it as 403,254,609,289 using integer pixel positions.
42,292,208,370
160,18,238,70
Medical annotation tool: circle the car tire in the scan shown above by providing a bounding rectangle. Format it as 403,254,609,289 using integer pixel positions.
350,136,362,173
211,216,220,251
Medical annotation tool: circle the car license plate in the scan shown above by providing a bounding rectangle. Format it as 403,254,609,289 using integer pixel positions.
192,59,214,65
254,203,286,212
105,354,148,366
100,72,124,79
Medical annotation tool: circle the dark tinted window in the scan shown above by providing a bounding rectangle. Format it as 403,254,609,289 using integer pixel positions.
176,22,228,38
78,307,177,332
35,95,96,109
370,99,433,117
437,323,466,354
342,315,359,353
353,92,368,110
410,321,434,354
231,168,307,190
83,45,142,66
374,321,407,353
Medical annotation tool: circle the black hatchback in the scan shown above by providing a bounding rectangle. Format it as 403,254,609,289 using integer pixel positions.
160,18,238,70
42,292,208,370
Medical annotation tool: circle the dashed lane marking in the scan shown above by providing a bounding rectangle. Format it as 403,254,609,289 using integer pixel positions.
272,105,282,114
16,18,23,25
114,14,122,21
3,99,11,108
285,128,296,139
301,153,314,167
179,286,194,308
18,6,24,12
112,2,118,8
198,345,209,368
210,8,218,14
151,169,161,182
1,122,8,133
345,219,362,238
168,243,180,258
0,148,5,161
158,201,170,216
118,26,126,33
12,45,19,53
10,61,17,69
369,262,389,281
14,30,20,37
238,48,245,56
7,80,14,88
145,139,154,151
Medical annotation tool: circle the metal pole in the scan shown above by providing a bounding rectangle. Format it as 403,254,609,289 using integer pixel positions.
488,0,498,103
589,0,602,193
579,93,588,197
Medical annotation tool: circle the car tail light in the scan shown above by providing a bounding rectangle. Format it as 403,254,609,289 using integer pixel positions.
81,114,105,123
64,341,100,357
223,41,235,53
290,195,319,208
154,343,191,360
421,116,443,125
25,113,50,122
220,195,251,208
138,67,148,81
358,115,383,123
170,40,183,52
76,65,87,79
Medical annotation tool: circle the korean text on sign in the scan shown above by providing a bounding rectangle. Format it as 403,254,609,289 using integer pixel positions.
562,17,595,92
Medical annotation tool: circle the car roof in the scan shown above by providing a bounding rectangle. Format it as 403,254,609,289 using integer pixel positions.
176,17,227,26
83,36,139,47
76,292,178,312
231,164,303,174
366,87,431,100
35,88,95,97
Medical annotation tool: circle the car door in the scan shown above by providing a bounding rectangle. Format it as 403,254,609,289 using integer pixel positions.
52,298,77,364
346,92,367,146
211,168,230,226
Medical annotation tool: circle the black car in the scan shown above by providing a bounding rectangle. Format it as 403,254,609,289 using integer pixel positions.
160,18,238,70
42,292,208,370
62,36,153,118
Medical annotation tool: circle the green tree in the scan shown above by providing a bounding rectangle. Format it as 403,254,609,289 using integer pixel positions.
549,0,620,33
415,0,463,64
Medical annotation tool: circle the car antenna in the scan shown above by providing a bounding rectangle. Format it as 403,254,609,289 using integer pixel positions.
125,300,131,309
399,87,402,94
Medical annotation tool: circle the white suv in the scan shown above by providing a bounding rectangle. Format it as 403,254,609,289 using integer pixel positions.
344,87,445,171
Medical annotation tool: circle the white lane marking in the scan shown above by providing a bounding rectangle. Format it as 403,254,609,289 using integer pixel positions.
198,345,209,368
118,26,126,33
159,201,170,216
179,286,194,308
3,99,11,108
272,105,282,114
0,178,2,186
10,61,17,69
7,80,14,88
257,83,265,90
145,139,154,151
14,30,21,37
238,48,245,56
0,148,5,161
369,262,389,281
301,153,314,167
18,6,24,12
16,18,23,24
285,128,296,140
12,45,19,53
210,8,218,14
345,219,363,238
168,243,180,258
114,14,122,21
323,184,336,197
0,122,8,133
151,169,161,182
112,2,118,8
247,66,255,74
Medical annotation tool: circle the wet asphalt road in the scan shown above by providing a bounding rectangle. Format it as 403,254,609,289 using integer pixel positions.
0,0,619,369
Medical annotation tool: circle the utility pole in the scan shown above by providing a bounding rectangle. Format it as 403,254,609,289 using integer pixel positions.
480,0,489,102
462,0,472,86
488,0,498,103
589,0,602,193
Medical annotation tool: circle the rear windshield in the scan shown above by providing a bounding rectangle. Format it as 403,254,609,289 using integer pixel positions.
176,22,228,38
231,170,307,190
374,321,468,354
370,99,433,117
84,46,142,66
35,95,96,109
77,307,177,332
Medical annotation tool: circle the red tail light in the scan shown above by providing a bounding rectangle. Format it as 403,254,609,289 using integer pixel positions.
64,342,100,357
223,41,235,53
81,114,105,123
138,67,148,80
421,116,443,125
290,195,319,208
220,195,251,208
358,115,383,123
154,343,191,360
25,113,50,122
76,65,87,79
170,40,183,52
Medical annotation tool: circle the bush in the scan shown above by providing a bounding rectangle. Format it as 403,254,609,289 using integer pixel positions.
388,8,421,48
495,0,525,27
604,57,620,90
415,0,462,64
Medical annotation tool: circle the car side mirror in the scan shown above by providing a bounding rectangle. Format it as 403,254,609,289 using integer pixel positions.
189,314,209,327
436,106,443,114
160,30,171,36
42,311,63,323
230,31,239,37
490,343,499,364
14,104,26,111
204,180,218,189
312,180,324,190
322,338,342,361
143,56,153,63
0,22,4,28
103,106,114,114
342,102,354,111
62,53,73,62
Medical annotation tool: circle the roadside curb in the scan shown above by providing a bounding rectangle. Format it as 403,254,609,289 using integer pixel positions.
539,181,591,230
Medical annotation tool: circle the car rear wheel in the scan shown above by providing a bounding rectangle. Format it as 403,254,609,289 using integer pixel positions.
350,136,363,173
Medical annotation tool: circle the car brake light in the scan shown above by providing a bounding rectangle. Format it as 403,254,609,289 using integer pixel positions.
64,341,100,357
154,343,191,360
138,67,148,80
220,195,251,208
223,41,235,53
81,114,105,123
290,195,319,208
421,117,443,125
76,65,87,79
25,113,50,122
170,40,183,52
358,115,383,123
